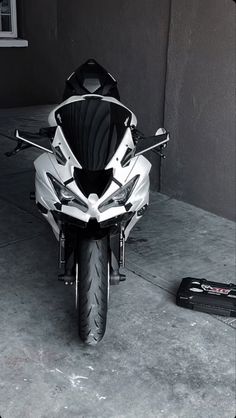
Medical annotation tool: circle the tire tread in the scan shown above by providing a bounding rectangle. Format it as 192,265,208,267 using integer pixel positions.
77,236,108,344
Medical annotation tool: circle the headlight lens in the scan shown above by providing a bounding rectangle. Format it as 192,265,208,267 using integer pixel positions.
47,173,88,212
98,175,139,213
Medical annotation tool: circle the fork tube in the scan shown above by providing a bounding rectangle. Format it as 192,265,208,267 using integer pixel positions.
120,227,125,267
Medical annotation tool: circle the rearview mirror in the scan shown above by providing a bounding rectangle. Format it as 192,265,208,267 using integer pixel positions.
15,129,53,153
5,129,54,157
135,128,170,156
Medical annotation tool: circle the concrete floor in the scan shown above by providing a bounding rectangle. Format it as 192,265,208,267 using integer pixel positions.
0,107,235,418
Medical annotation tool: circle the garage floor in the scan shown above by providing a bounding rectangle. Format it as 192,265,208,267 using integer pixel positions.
0,107,235,418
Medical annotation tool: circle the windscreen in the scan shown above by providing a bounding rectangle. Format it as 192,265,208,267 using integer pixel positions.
55,98,132,170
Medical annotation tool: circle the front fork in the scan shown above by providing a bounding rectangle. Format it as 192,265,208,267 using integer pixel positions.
57,223,126,286
109,227,126,285
58,221,75,285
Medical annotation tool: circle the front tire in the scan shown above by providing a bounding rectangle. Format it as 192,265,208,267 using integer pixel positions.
77,236,109,345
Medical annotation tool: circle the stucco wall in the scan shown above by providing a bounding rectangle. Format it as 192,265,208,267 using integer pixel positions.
162,0,236,220
0,0,58,107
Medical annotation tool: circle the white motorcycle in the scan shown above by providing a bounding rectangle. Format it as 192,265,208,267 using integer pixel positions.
7,59,169,344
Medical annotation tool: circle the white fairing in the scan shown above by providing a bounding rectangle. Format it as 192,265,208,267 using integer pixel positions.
34,95,152,240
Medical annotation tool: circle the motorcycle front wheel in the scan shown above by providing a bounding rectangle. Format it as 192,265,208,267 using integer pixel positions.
76,236,109,345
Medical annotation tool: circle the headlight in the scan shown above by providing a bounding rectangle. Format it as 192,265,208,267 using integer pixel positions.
47,173,88,212
98,175,139,213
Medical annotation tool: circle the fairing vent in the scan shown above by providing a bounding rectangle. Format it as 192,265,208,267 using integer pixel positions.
74,168,113,198
121,147,134,167
53,146,67,165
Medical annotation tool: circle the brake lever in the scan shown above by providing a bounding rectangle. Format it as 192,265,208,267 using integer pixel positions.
5,140,32,157
5,126,56,157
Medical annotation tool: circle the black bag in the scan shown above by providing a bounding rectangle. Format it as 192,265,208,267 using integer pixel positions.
176,277,236,317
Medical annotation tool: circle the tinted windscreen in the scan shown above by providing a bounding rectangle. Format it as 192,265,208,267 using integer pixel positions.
55,98,131,170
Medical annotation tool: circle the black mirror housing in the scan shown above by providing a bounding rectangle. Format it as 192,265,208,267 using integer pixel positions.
135,132,170,156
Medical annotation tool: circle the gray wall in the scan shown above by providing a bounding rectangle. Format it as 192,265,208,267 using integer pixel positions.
162,0,236,220
0,0,59,107
0,0,171,188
